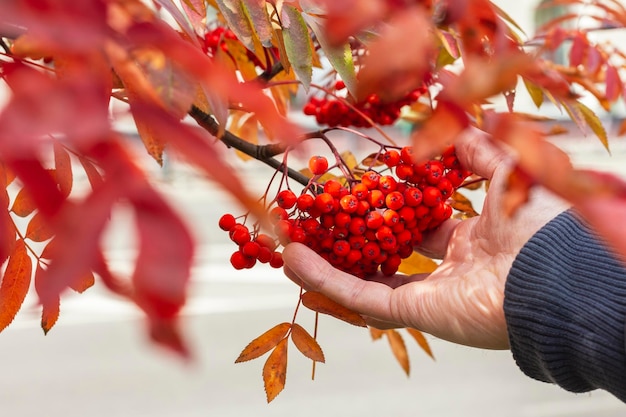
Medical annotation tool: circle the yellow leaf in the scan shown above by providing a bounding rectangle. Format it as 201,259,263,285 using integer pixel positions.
263,338,288,403
397,251,438,275
235,322,291,363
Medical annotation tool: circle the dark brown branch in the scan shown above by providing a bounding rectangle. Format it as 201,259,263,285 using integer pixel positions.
189,105,316,189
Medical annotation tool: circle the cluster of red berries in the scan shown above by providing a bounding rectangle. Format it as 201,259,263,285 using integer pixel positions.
202,27,267,68
302,80,428,127
220,146,471,277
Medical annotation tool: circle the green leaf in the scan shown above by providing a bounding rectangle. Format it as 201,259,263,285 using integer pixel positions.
215,0,255,50
281,4,313,90
522,77,544,108
570,100,609,153
304,14,357,97
242,0,274,47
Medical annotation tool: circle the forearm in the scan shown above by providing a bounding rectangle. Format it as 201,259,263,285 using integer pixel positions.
504,210,626,402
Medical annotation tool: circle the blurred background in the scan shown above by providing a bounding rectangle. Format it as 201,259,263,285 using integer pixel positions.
2,0,626,416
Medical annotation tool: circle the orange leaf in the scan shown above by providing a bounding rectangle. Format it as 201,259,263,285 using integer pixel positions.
406,328,435,360
34,264,60,335
25,212,54,242
0,239,32,332
10,187,37,217
263,338,288,403
69,270,95,294
300,291,367,327
53,141,73,197
370,327,385,340
385,329,410,376
290,323,325,363
450,191,479,217
236,322,291,363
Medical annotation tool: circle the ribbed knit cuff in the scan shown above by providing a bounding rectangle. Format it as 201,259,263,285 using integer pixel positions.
504,210,626,402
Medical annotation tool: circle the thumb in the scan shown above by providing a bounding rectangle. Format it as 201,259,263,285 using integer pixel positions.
454,127,512,180
282,243,396,321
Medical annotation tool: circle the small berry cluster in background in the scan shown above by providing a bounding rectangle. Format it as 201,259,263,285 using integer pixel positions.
302,80,429,128
220,145,471,277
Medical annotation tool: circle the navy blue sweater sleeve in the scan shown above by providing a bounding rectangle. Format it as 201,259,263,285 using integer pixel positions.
504,210,626,402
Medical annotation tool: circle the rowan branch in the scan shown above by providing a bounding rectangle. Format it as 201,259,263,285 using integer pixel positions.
189,105,316,189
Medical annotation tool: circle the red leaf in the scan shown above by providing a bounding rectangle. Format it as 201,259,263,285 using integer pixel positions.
129,181,194,323
0,239,32,332
53,141,73,197
34,264,60,335
569,31,586,68
25,212,54,242
300,291,367,327
69,270,95,294
411,100,469,163
10,187,37,217
0,205,15,266
35,162,120,307
290,323,325,363
356,7,434,102
605,64,622,103
77,155,104,189
263,338,288,403
8,158,63,218
236,322,291,363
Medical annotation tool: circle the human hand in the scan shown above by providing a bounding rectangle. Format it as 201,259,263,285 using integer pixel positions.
282,128,570,349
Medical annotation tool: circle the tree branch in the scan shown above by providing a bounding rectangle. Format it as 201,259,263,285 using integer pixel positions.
189,105,317,190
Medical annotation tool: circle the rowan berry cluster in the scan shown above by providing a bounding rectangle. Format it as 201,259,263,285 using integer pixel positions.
220,145,471,277
202,27,266,68
302,80,428,127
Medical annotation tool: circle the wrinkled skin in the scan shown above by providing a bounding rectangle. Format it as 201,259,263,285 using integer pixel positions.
283,128,570,349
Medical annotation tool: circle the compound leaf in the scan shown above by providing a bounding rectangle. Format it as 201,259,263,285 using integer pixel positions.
236,322,291,363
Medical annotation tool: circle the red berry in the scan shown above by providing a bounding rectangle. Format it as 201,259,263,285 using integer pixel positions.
230,251,247,270
309,155,329,175
361,171,380,190
339,194,359,213
229,224,251,245
404,187,423,206
241,241,260,258
422,186,442,207
351,183,369,200
314,193,335,213
269,252,284,268
382,150,401,167
365,211,384,229
218,213,237,231
269,206,288,223
276,189,297,209
385,191,404,211
333,240,351,257
296,194,314,212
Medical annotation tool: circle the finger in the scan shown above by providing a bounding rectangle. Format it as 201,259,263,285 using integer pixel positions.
454,127,512,180
282,242,396,322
